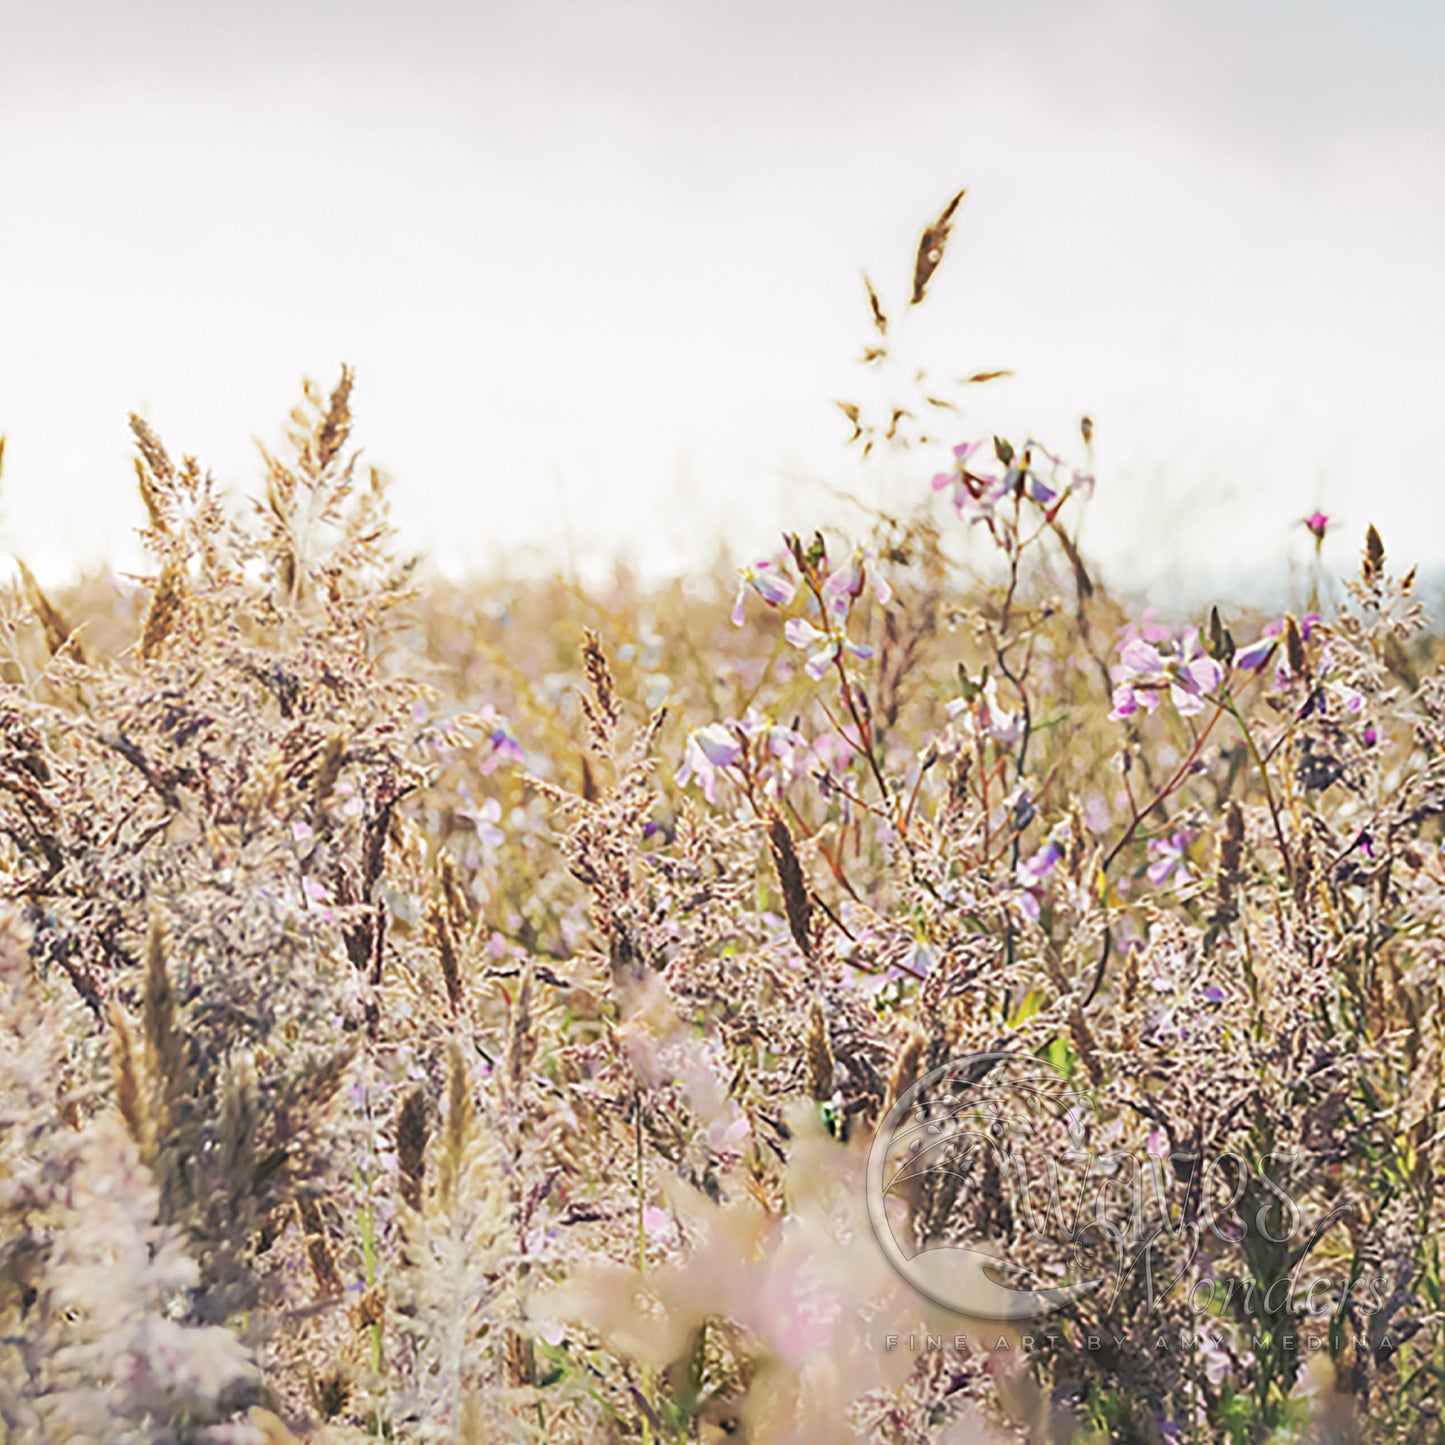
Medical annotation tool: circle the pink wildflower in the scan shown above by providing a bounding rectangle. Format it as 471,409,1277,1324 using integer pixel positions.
676,722,743,803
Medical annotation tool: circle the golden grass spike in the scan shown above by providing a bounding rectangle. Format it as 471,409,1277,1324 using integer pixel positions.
219,1048,258,1192
862,271,888,335
911,187,965,305
397,1085,428,1212
142,910,183,1120
890,1031,926,1105
1211,801,1246,935
804,997,835,1101
129,412,175,488
1363,523,1385,584
506,961,537,1102
313,364,355,478
440,1039,474,1210
427,896,465,1018
139,564,184,661
296,1195,342,1296
16,558,82,661
580,627,620,750
766,810,814,960
109,1000,147,1149
1285,614,1307,675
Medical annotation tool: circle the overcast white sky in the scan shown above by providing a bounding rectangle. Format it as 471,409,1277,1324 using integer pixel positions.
1,0,1442,597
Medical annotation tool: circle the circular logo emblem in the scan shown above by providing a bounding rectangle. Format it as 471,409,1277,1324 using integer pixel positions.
866,1051,1104,1320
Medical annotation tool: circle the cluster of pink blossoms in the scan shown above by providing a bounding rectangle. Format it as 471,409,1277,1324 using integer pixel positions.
930,437,1095,553
733,545,890,680
1108,632,1224,721
1108,611,1329,725
677,539,892,800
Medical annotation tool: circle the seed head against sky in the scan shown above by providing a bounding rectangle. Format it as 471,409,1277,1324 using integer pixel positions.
1,0,1442,594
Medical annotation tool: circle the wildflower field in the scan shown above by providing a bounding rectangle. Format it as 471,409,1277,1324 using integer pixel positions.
2,201,1444,1445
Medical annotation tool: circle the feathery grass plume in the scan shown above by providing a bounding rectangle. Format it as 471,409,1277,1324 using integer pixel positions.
578,749,599,800
427,895,466,1019
502,1327,534,1388
1211,800,1246,934
766,809,814,960
579,626,620,750
307,363,355,478
142,910,186,1134
109,999,147,1149
1292,825,1315,916
911,186,965,304
217,1048,258,1205
139,562,185,660
1363,523,1386,585
440,1038,475,1212
889,1030,926,1105
311,731,347,811
129,412,177,500
804,997,835,1102
296,1194,342,1297
398,1085,429,1213
305,1363,352,1421
1285,612,1308,676
15,558,83,661
391,1039,514,1432
505,960,538,1104
862,271,888,335
630,703,669,773
436,848,471,934
133,454,168,533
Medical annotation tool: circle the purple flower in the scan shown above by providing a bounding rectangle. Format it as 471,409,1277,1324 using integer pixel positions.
822,546,891,614
474,704,524,772
1146,830,1193,888
1109,639,1168,718
732,558,797,626
1304,510,1331,542
676,723,743,803
947,676,1021,748
784,617,871,680
736,708,813,796
1017,439,1095,515
1109,632,1222,721
467,796,505,855
932,441,1010,523
1017,838,1062,889
1233,635,1277,671
1329,681,1365,714
1015,823,1073,919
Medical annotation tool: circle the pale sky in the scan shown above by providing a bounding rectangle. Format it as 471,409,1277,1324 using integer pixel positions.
2,0,1442,598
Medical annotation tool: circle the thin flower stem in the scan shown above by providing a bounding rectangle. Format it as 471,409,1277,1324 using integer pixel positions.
636,1097,652,1445
1101,702,1225,876
1084,700,1227,1005
1220,690,1293,882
